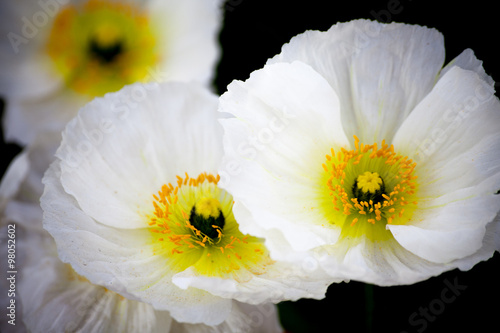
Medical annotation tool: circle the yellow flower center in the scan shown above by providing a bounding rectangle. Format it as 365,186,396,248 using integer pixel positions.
322,136,419,240
46,0,159,97
148,173,272,280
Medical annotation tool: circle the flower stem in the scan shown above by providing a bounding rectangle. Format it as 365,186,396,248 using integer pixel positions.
364,283,374,333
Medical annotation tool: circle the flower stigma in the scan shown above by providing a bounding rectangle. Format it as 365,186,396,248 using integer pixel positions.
356,171,383,194
147,173,272,279
322,136,419,240
190,197,225,239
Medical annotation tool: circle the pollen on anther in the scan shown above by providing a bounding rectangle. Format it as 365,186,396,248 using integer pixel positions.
324,135,419,228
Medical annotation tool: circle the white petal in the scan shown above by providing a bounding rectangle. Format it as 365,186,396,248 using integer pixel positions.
388,223,487,264
56,82,220,229
387,184,500,264
394,66,500,179
394,67,500,208
453,214,500,270
219,61,349,252
438,48,494,87
318,237,450,286
172,258,331,305
169,302,283,333
390,66,500,262
268,19,445,143
43,161,152,290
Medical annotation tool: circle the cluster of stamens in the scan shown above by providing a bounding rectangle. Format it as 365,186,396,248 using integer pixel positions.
323,136,418,227
148,172,251,263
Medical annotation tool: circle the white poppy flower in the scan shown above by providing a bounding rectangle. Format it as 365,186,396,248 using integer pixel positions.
0,0,222,145
218,19,500,286
0,117,282,333
41,81,331,325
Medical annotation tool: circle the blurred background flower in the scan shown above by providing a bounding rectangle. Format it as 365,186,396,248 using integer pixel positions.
0,0,222,145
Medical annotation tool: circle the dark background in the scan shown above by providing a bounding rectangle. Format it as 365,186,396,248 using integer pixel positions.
2,0,500,332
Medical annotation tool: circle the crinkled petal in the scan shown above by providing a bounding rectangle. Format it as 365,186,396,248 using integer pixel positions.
317,237,451,286
56,82,220,229
219,61,349,252
268,19,445,144
438,48,494,87
391,66,500,262
172,257,331,304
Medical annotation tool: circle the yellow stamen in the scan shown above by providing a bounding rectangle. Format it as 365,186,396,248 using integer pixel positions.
147,172,273,279
323,136,419,234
